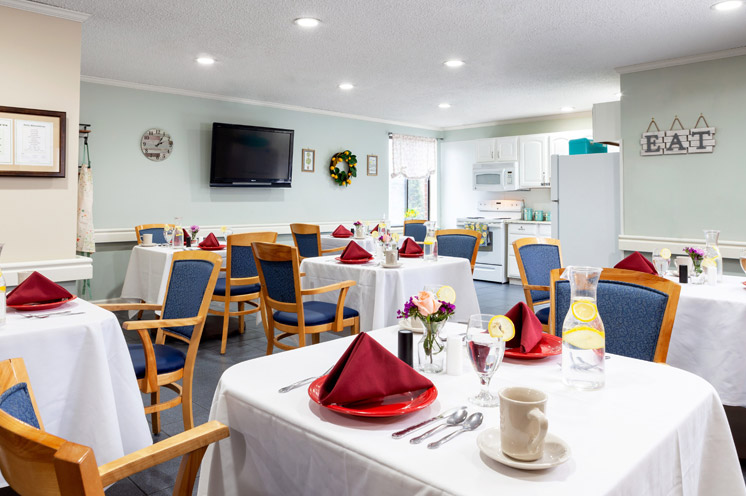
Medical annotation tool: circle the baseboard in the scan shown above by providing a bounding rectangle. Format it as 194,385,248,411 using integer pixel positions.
618,234,746,259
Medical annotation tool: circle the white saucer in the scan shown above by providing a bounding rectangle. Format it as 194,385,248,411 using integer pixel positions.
477,428,571,470
140,243,157,247
381,262,403,269
398,317,425,333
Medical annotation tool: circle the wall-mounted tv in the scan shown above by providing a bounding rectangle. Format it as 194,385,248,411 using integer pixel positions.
210,122,294,187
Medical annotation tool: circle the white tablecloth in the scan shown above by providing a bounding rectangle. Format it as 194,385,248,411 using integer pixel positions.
666,275,746,407
198,325,745,496
320,235,377,253
300,255,480,331
0,299,152,486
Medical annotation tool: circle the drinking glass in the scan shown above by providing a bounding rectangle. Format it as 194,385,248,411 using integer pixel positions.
652,248,670,276
466,314,505,407
740,249,746,276
163,226,174,247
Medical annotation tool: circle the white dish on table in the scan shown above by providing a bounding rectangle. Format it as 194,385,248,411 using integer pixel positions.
398,317,425,333
140,243,156,247
477,428,571,470
381,262,403,269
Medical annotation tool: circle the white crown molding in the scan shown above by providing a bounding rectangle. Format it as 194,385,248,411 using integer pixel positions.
0,0,90,22
616,46,746,74
618,234,746,259
1,255,93,286
80,75,443,132
442,111,592,132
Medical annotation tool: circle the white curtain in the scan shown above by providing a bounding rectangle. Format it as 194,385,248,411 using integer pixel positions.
390,134,437,179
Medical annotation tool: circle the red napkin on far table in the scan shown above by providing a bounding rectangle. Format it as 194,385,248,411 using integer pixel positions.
340,241,372,261
6,272,72,306
199,232,220,248
504,302,544,353
614,251,657,275
399,238,424,256
319,333,434,406
370,224,380,233
332,225,353,238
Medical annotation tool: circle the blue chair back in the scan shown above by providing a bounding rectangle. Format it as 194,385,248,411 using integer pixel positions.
162,258,216,339
0,383,40,429
404,223,427,242
257,259,297,303
230,245,258,279
140,227,167,244
553,279,669,361
437,234,478,261
294,233,320,258
518,244,562,302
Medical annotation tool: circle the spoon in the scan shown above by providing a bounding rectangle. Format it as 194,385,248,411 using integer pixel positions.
426,412,484,449
392,405,468,439
410,408,467,444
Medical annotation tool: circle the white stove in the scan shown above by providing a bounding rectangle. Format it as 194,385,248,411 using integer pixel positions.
456,200,523,283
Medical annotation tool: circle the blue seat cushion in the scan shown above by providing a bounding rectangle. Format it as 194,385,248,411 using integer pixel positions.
535,306,550,325
213,277,260,297
0,383,40,429
273,301,359,327
128,344,186,379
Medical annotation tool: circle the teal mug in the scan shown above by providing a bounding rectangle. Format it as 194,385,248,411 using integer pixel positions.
533,210,544,221
523,208,533,221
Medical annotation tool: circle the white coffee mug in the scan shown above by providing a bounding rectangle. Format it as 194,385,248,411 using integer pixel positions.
674,256,693,270
141,233,153,245
499,387,549,461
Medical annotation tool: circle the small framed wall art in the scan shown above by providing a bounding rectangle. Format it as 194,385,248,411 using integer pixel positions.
0,105,66,177
367,154,378,176
302,148,315,172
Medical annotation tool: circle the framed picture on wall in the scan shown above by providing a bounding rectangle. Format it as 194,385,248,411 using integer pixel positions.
0,106,66,178
367,155,378,176
302,148,315,172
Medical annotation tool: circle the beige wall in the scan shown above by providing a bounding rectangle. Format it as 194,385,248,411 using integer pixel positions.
0,6,81,262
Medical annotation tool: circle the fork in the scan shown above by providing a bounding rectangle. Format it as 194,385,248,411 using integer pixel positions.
278,366,333,393
23,311,85,319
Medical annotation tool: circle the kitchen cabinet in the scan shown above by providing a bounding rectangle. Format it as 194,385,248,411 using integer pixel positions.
475,136,519,163
506,223,552,279
518,135,549,188
475,139,495,162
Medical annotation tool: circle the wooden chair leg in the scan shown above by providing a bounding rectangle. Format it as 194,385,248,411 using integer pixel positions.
172,445,209,496
181,377,194,432
150,390,161,435
298,331,306,348
352,318,360,335
238,302,245,334
220,302,230,355
312,334,320,345
136,299,146,321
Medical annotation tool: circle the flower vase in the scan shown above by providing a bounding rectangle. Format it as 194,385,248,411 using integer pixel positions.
417,320,446,374
690,261,705,284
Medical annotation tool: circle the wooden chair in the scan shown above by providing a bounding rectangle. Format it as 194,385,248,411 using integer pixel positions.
0,357,228,496
99,250,221,435
403,220,427,242
252,242,360,354
135,223,168,245
435,229,482,273
513,237,563,332
208,231,278,354
289,223,345,260
549,268,681,363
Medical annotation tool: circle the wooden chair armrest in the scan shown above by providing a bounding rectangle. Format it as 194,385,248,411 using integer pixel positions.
229,275,259,286
524,284,550,291
220,267,227,272
98,303,162,312
122,316,202,331
301,280,356,296
98,421,230,486
321,246,345,254
299,272,306,277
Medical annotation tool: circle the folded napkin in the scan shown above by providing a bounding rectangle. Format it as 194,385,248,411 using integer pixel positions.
504,302,544,353
332,225,353,237
340,241,372,260
370,224,379,233
399,237,423,256
319,333,434,406
199,232,220,248
614,251,657,275
6,272,72,306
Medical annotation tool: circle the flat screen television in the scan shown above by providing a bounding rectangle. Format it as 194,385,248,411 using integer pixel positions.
210,122,294,187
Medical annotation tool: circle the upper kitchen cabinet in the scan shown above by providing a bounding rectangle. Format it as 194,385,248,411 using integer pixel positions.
475,136,519,162
475,139,495,162
518,134,549,188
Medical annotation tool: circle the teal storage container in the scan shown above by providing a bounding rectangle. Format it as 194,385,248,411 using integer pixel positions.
569,138,607,155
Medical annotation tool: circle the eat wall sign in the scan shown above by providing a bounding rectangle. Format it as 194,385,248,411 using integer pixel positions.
640,115,716,156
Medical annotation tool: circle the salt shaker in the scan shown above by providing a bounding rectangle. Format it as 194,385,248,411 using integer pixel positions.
446,335,463,376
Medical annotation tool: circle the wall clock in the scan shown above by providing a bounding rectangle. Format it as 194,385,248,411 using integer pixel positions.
141,128,173,161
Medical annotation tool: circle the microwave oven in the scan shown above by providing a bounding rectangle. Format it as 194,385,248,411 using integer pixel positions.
472,162,519,191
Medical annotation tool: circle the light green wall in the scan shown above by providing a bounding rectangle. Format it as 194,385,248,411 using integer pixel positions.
442,115,592,142
620,55,746,241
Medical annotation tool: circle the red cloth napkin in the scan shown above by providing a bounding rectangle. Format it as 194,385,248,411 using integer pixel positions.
614,251,657,275
504,302,544,353
332,225,353,238
370,224,379,233
6,272,72,306
319,333,434,406
399,238,423,256
340,241,372,260
199,232,220,248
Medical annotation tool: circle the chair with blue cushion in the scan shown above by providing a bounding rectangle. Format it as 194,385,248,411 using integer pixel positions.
435,229,482,273
290,223,345,260
99,250,221,435
135,223,168,244
208,231,278,355
0,357,228,495
404,220,427,242
513,237,563,332
252,242,360,353
549,268,681,362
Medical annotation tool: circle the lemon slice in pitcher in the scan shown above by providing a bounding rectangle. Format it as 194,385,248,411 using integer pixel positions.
488,315,515,341
563,326,605,350
571,301,598,323
436,285,456,303
660,248,671,260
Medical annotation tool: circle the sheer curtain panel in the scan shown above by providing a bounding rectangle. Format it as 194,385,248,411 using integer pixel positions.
390,134,437,179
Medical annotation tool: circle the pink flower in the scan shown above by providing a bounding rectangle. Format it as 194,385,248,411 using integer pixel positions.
414,291,441,316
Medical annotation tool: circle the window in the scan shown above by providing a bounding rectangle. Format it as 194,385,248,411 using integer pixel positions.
388,134,438,226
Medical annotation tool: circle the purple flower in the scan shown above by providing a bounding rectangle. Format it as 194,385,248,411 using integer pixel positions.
684,246,704,261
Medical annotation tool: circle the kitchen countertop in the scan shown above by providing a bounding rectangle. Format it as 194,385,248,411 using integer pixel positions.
506,220,551,224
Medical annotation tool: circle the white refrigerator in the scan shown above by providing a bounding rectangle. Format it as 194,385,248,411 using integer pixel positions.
550,152,621,267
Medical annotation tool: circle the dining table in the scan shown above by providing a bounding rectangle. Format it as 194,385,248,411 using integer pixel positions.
320,234,378,253
0,298,152,487
300,255,480,331
197,324,745,495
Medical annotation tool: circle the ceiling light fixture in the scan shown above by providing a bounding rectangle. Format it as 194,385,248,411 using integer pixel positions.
338,83,354,90
294,17,321,27
614,92,623,98
560,106,575,112
711,0,743,10
444,60,465,68
438,103,451,109
196,56,215,65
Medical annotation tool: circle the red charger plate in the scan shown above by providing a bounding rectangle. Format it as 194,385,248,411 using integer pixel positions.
199,245,226,250
504,334,562,360
332,234,353,238
399,252,423,258
8,295,78,311
308,376,438,417
335,257,373,264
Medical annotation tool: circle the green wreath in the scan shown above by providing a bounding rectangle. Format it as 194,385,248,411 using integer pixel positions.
329,150,357,186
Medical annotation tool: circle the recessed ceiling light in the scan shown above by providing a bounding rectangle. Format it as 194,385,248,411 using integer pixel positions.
294,17,320,27
338,83,354,90
438,103,451,109
444,60,465,68
711,0,743,10
560,106,575,112
614,92,623,98
196,56,215,65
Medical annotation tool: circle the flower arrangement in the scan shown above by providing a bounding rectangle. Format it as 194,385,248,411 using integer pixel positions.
398,291,456,371
354,221,362,227
684,246,705,274
378,233,391,244
405,209,418,219
189,225,200,237
329,150,357,186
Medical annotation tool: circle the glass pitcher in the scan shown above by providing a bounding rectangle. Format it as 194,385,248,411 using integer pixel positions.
703,230,722,283
423,221,438,261
560,266,605,390
173,217,184,248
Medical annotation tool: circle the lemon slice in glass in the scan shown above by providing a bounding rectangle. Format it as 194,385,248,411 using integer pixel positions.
436,285,456,303
488,315,515,341
660,248,671,260
571,301,598,322
563,326,605,350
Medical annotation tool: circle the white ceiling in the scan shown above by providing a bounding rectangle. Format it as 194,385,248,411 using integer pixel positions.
36,0,746,129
